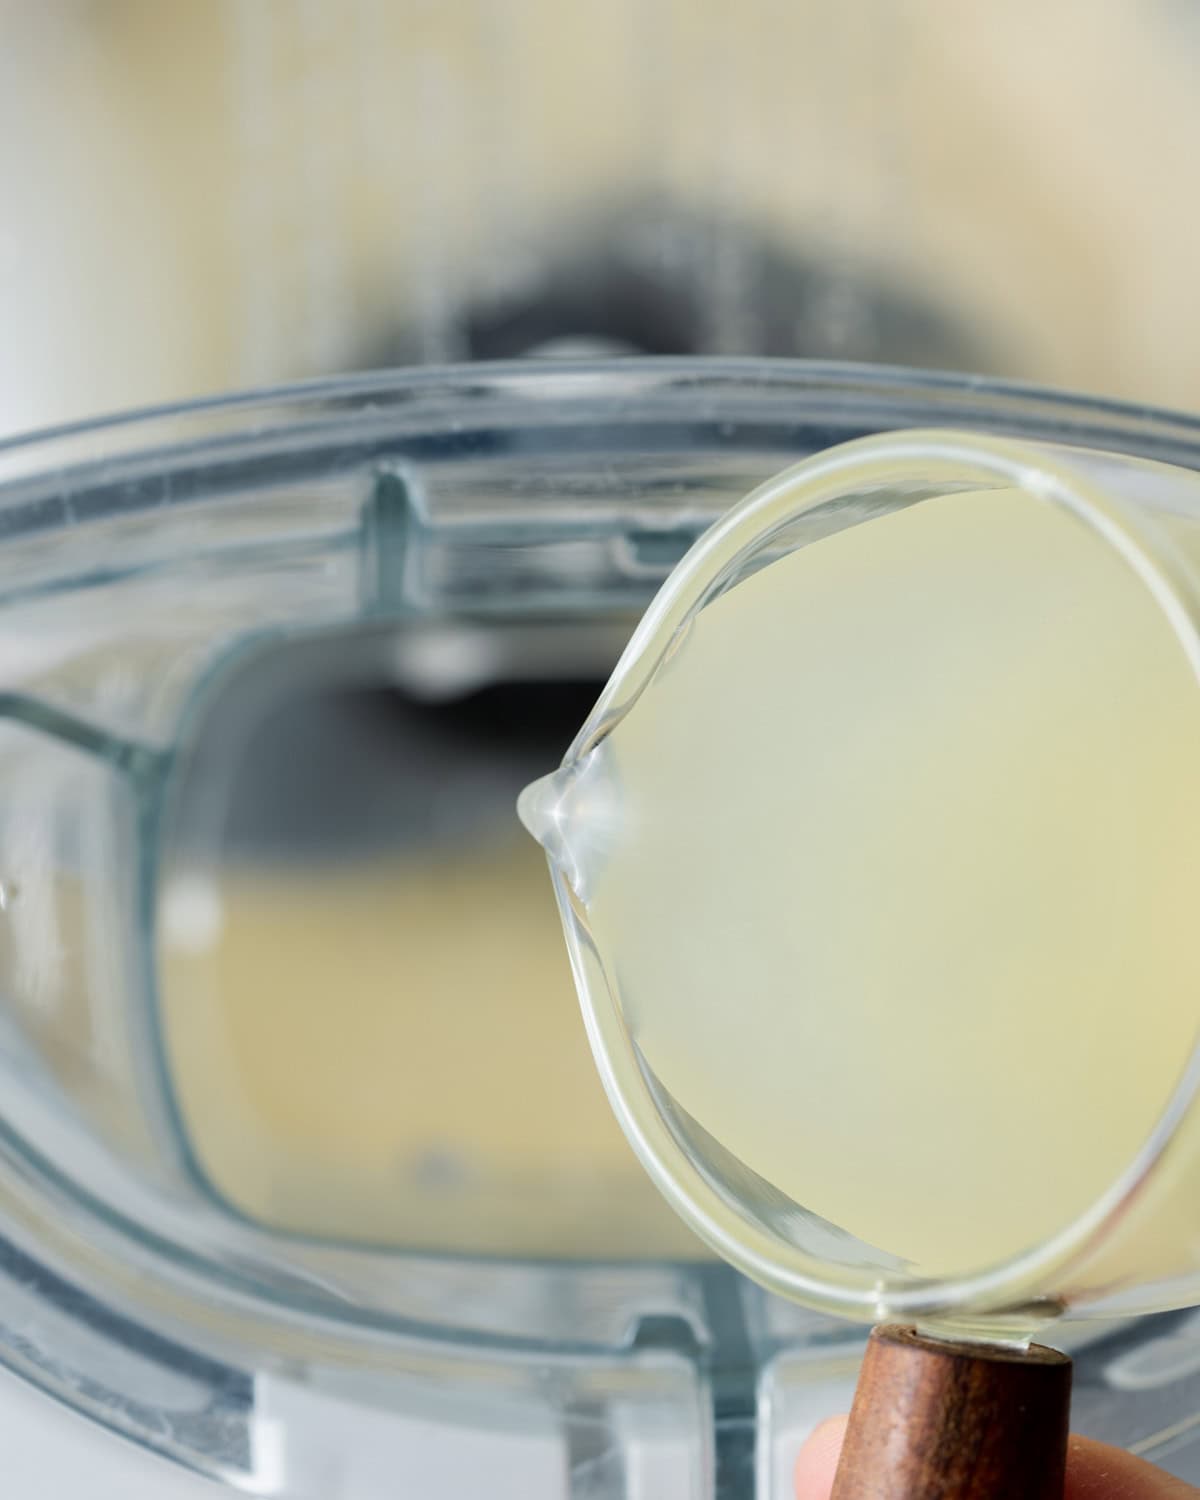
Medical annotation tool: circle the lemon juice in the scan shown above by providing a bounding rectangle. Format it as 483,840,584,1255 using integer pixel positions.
523,476,1200,1303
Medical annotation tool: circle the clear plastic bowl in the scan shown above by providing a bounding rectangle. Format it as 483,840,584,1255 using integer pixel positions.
2,359,1200,1495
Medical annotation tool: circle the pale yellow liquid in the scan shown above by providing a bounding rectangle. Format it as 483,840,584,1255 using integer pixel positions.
563,488,1200,1282
158,837,702,1257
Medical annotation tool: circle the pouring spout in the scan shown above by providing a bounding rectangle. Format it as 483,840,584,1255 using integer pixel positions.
517,745,619,903
517,767,570,849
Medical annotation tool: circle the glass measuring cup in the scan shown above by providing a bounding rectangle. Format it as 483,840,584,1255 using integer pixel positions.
520,426,1200,1339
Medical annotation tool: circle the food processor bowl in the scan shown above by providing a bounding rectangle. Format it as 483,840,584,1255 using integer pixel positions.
2,360,1200,1496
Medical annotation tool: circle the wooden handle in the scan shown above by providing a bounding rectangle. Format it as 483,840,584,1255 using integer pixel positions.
830,1323,1072,1500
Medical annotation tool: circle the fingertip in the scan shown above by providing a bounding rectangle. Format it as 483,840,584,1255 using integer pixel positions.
794,1414,848,1499
1067,1434,1200,1498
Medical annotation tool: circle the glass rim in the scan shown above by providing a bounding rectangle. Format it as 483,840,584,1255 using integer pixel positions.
553,425,1200,1326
